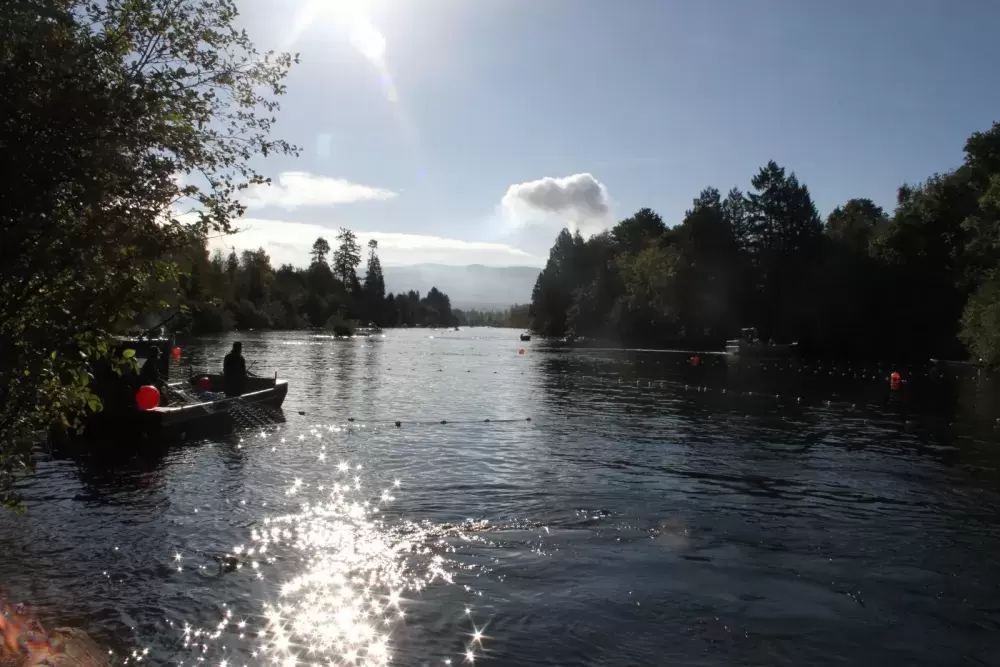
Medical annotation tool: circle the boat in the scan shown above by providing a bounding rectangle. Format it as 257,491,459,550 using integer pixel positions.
520,332,531,341
929,357,985,378
81,334,288,442
725,327,798,358
86,373,288,443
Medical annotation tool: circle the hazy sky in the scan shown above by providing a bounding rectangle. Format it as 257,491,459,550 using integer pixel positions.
212,0,1000,268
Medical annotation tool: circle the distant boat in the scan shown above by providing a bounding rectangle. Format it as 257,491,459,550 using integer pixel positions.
929,358,984,377
725,327,797,357
520,332,531,341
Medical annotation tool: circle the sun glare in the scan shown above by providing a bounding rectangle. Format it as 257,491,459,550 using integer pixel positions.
288,0,387,63
351,20,387,61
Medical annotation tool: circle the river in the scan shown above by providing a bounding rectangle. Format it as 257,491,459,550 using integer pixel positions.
2,328,1000,666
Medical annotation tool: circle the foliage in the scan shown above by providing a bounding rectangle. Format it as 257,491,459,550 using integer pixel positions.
311,238,331,267
363,240,386,324
453,305,531,329
529,122,1000,362
959,271,1000,364
332,228,362,287
160,233,462,332
825,198,887,251
0,0,297,506
324,313,357,337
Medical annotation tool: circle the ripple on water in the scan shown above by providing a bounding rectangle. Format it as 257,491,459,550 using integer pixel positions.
3,329,1000,666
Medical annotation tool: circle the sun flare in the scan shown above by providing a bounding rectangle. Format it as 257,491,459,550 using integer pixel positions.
287,0,387,63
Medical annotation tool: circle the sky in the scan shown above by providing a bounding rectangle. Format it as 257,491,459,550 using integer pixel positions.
210,0,1000,268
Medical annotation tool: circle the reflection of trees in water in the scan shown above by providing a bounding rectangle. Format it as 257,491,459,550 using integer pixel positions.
333,341,362,408
360,338,382,416
61,446,171,500
535,350,1000,460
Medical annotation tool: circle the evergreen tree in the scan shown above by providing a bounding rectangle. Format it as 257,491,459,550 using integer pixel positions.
333,228,362,288
363,239,386,324
311,237,331,267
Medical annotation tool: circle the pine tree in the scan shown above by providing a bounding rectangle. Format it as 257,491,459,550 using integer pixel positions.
363,239,386,325
310,237,331,267
332,228,362,288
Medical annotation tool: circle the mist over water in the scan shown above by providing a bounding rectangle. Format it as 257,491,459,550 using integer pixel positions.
3,328,1000,666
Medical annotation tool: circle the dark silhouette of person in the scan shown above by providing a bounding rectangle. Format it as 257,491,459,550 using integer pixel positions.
223,341,248,397
138,346,168,405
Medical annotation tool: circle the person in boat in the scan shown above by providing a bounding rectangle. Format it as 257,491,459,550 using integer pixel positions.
223,341,248,397
137,346,168,405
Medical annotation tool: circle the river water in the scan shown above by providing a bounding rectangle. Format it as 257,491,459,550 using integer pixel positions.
3,328,1000,666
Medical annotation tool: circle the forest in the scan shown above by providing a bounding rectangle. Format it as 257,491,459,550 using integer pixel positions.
167,230,446,332
164,230,530,333
529,121,1000,363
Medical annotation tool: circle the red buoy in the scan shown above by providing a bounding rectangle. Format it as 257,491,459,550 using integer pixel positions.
196,376,212,392
690,355,701,367
890,371,901,389
519,348,525,355
136,385,160,410
172,346,181,360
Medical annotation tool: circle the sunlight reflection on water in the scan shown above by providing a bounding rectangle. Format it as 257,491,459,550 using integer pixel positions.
169,424,486,667
5,330,1000,667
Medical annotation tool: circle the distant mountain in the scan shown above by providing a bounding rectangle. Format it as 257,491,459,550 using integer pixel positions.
382,264,541,310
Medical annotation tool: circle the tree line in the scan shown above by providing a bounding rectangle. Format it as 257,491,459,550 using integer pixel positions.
165,230,529,333
165,229,463,332
530,121,1000,363
453,305,531,329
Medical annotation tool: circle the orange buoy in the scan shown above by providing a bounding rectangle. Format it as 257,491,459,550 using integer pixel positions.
890,371,901,389
519,348,525,355
136,385,160,410
172,346,181,359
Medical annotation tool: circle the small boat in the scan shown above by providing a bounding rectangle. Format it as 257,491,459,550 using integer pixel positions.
519,332,531,342
725,327,797,358
929,358,985,378
159,373,288,427
81,333,289,443
88,374,289,443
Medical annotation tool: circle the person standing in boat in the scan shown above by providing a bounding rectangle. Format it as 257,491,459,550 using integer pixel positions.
223,341,248,397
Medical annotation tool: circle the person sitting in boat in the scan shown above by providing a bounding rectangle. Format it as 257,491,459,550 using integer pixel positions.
137,346,168,405
223,341,248,397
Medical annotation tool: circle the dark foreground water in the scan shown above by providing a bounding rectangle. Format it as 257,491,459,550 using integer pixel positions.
3,329,1000,666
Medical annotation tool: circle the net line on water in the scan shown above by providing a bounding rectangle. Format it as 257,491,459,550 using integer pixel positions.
211,358,999,439
266,368,984,436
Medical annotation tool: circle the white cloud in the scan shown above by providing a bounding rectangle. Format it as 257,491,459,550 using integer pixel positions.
243,171,397,210
208,218,543,268
501,173,611,231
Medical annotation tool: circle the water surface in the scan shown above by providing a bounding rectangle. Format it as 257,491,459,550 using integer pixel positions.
3,328,1000,666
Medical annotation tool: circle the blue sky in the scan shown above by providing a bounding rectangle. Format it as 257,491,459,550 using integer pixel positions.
213,0,1000,267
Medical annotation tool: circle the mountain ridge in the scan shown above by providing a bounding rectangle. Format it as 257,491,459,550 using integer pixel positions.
381,263,540,310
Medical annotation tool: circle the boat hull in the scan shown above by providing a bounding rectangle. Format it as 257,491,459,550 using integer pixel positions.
725,341,798,358
144,380,288,435
81,375,288,444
